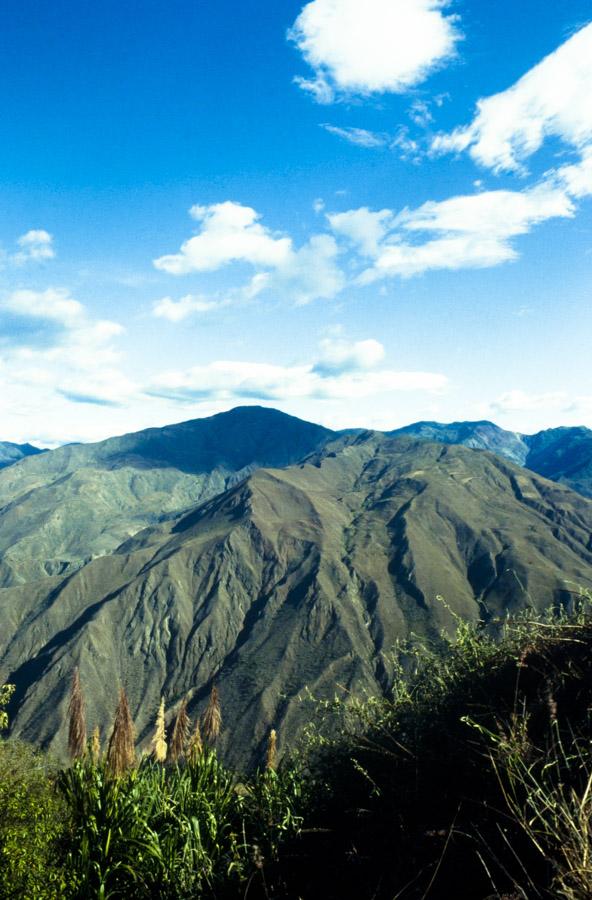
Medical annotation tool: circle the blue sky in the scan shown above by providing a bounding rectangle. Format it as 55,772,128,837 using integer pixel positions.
0,0,591,445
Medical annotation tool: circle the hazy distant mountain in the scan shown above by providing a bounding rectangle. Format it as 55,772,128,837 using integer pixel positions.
390,420,592,497
4,431,592,766
389,420,529,465
0,441,45,470
0,406,333,586
523,427,592,498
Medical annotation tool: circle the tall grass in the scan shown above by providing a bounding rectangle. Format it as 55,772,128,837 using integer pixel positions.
3,596,592,897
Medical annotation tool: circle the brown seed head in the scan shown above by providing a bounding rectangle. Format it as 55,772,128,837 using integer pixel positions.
90,725,101,764
68,667,87,760
187,720,203,765
202,685,222,744
265,728,277,771
169,697,191,763
106,688,136,776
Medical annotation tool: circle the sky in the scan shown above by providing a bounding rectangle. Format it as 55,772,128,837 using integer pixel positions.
0,0,591,446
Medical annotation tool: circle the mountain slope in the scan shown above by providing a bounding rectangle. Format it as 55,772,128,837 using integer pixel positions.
390,420,592,496
0,406,333,586
523,426,592,497
0,441,45,470
3,432,592,767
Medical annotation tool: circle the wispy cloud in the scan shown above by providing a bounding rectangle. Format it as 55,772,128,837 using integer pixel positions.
289,0,461,103
147,338,447,403
321,124,389,148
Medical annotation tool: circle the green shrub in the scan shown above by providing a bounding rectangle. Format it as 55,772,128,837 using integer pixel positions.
0,739,71,899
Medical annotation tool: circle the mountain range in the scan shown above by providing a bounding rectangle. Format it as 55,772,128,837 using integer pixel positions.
1,407,592,766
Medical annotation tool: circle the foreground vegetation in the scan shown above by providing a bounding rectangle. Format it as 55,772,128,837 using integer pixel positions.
2,593,592,897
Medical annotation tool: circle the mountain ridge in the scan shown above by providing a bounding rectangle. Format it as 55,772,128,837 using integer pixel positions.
3,431,592,766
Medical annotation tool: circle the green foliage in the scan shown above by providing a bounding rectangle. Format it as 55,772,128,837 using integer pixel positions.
0,739,70,899
58,748,304,898
0,683,14,731
287,592,592,898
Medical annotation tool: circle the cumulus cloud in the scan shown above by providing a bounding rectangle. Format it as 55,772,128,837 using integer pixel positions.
0,287,131,410
252,234,345,305
156,202,347,305
432,22,592,177
147,338,447,403
152,294,222,322
13,230,55,265
4,287,84,325
328,207,395,256
334,181,575,282
153,201,293,275
289,0,461,103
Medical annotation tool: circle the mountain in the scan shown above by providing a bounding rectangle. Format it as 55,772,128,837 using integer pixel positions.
0,441,45,470
3,431,592,767
523,426,592,498
0,406,333,587
389,420,529,465
390,420,592,496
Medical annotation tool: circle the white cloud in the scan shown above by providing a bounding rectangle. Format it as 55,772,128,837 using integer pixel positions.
322,123,425,162
13,229,55,265
0,287,130,413
152,294,222,322
321,124,388,148
3,288,84,324
153,201,293,275
289,0,461,103
315,337,385,373
408,99,433,128
147,338,446,403
432,22,592,175
491,390,568,414
256,234,345,305
156,202,348,306
328,207,394,256
349,181,574,281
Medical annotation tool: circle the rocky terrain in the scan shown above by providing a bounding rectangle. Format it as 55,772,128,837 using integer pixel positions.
2,420,592,767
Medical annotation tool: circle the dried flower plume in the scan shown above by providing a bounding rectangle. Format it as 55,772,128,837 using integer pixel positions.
106,688,136,776
169,697,190,763
266,728,277,771
68,667,87,760
187,720,203,765
90,725,101,764
202,685,222,744
151,698,168,763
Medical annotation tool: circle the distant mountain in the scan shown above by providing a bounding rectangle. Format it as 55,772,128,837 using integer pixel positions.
390,420,592,497
3,432,592,766
523,426,592,498
389,420,529,465
0,441,45,470
0,406,333,586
